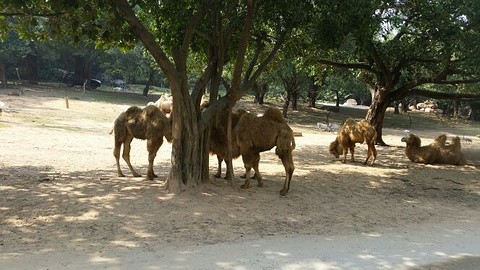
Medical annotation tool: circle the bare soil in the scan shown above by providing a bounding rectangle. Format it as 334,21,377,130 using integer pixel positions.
1,84,480,265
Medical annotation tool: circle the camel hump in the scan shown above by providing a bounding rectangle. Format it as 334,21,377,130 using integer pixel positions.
451,136,462,149
262,107,285,123
144,104,162,117
125,106,143,117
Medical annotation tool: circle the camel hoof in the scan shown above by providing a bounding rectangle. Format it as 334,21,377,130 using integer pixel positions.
133,174,141,177
118,173,125,177
257,182,264,187
240,184,250,189
279,189,288,196
213,173,221,178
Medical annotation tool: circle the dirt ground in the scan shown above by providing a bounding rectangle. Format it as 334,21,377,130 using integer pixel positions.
1,85,480,269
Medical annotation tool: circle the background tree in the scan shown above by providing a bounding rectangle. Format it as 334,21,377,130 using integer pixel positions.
307,0,480,145
275,59,308,117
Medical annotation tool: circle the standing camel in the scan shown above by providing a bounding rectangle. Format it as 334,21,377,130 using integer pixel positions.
111,105,172,179
234,107,296,196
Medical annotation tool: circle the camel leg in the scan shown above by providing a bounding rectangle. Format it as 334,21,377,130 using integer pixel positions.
240,153,253,189
349,143,355,162
114,141,125,177
122,135,141,177
369,144,377,166
214,156,223,178
251,152,263,187
342,148,348,163
279,152,294,196
363,144,371,165
146,138,163,180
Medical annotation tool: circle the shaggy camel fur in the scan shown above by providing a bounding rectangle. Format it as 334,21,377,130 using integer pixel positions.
209,108,247,178
329,118,377,165
112,105,173,179
234,107,296,196
149,93,173,115
402,134,466,165
149,93,209,114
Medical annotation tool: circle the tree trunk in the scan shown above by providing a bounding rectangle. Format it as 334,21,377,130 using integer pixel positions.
453,100,459,118
283,94,291,118
470,102,480,121
308,76,317,108
291,90,298,111
143,68,155,96
253,82,266,104
0,60,6,87
24,54,38,84
166,79,205,193
365,86,390,146
335,90,340,108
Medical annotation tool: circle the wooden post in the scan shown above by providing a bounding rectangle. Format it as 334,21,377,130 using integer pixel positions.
65,97,69,109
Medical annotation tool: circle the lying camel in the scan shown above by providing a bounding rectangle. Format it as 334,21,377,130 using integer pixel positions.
209,108,247,178
402,133,466,165
329,118,377,165
112,105,172,179
234,107,296,196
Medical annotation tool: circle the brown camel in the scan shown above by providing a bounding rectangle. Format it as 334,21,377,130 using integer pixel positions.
329,118,377,165
112,105,172,179
402,133,466,165
234,107,296,196
209,108,247,178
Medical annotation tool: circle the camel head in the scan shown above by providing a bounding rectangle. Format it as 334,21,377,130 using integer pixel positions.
329,139,342,158
401,133,421,147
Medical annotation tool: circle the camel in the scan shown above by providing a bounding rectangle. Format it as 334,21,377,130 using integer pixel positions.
402,133,466,165
209,108,247,178
329,118,377,165
112,105,172,179
234,107,296,196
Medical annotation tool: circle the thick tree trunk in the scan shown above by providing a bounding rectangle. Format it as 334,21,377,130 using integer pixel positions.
365,86,391,146
166,80,205,193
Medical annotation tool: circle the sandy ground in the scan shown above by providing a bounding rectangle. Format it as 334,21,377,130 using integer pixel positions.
1,86,480,269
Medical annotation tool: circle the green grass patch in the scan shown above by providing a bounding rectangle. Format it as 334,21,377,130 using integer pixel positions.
36,124,83,132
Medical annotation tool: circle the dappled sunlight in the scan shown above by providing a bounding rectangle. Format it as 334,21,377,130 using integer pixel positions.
64,209,100,222
282,261,342,270
89,254,119,264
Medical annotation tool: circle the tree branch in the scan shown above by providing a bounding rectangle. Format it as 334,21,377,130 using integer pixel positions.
318,59,372,71
109,0,177,80
409,88,480,101
245,28,289,93
0,12,64,17
230,0,256,102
